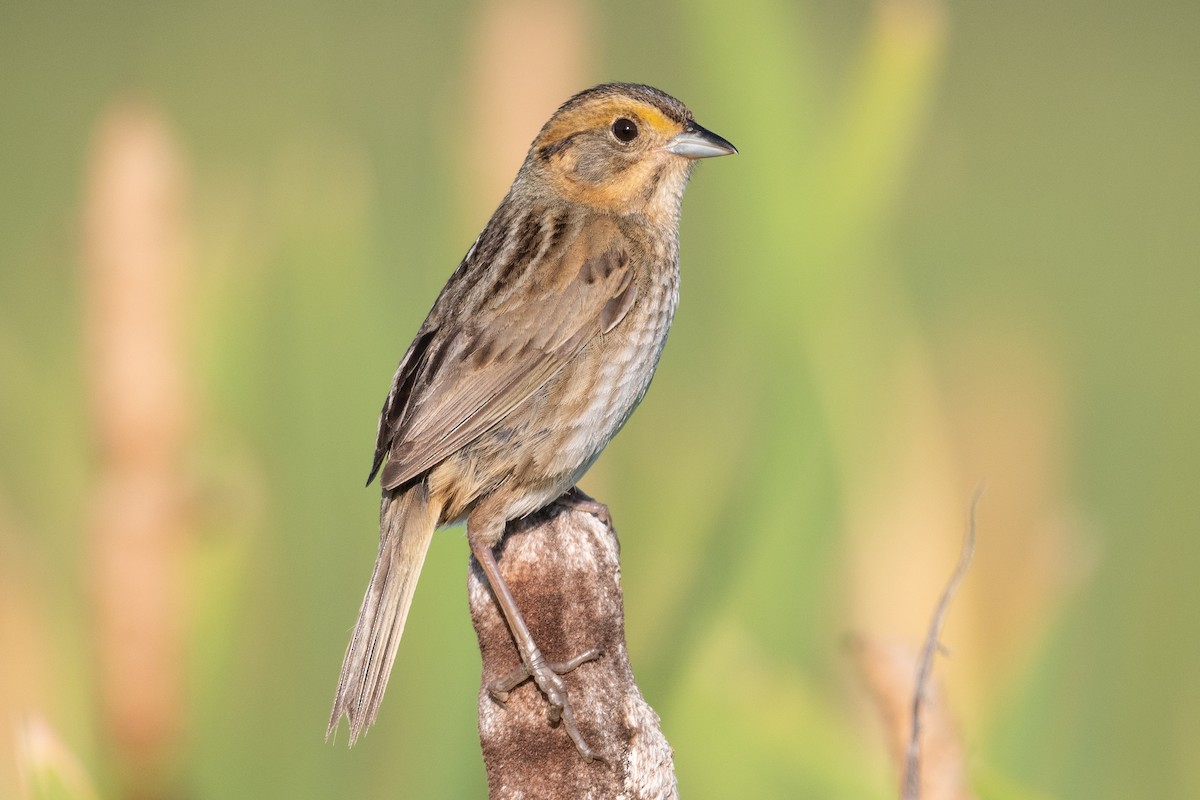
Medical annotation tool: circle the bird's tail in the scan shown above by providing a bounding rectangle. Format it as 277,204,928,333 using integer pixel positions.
327,482,440,745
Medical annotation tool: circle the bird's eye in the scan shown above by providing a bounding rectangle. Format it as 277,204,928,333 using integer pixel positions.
611,118,639,143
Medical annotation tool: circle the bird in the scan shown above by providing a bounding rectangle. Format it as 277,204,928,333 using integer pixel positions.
328,82,736,758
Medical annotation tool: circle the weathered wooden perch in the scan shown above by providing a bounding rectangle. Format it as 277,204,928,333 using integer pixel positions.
469,499,677,800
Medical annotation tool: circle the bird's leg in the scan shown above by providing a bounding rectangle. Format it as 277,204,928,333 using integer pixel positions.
468,523,602,761
554,486,613,529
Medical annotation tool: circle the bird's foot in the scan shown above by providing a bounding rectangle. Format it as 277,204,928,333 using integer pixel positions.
488,646,605,761
555,487,613,529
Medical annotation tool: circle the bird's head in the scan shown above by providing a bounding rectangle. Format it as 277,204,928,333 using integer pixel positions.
524,83,736,222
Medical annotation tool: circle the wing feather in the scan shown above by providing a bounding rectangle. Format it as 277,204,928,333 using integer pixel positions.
374,216,637,491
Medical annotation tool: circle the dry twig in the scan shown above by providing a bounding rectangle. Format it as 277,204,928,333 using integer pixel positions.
902,488,980,799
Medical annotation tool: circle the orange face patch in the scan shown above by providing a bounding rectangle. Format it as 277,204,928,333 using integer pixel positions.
537,98,682,149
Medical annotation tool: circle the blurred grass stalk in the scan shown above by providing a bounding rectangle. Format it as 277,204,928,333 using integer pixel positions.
82,100,193,800
679,0,947,541
816,0,946,248
17,715,101,800
463,0,592,217
666,0,959,794
680,4,1081,798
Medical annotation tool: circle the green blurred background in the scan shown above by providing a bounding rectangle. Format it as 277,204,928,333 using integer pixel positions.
2,0,1198,797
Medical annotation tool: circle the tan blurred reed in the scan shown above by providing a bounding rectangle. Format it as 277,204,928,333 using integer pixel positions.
82,99,193,800
462,0,592,218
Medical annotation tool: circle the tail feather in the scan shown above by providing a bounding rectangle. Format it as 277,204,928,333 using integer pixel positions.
328,483,439,744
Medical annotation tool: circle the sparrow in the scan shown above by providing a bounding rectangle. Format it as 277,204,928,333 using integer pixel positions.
328,82,736,758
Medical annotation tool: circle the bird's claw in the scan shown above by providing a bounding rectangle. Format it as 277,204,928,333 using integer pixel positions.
486,647,604,761
555,487,613,528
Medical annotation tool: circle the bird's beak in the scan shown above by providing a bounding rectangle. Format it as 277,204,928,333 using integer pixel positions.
665,122,738,159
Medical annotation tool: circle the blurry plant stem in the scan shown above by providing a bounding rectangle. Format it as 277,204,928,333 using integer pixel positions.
902,489,979,800
651,0,948,688
852,489,979,800
463,0,590,218
82,99,193,800
17,715,102,800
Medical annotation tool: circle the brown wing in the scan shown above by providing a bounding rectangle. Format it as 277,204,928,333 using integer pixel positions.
369,214,637,491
